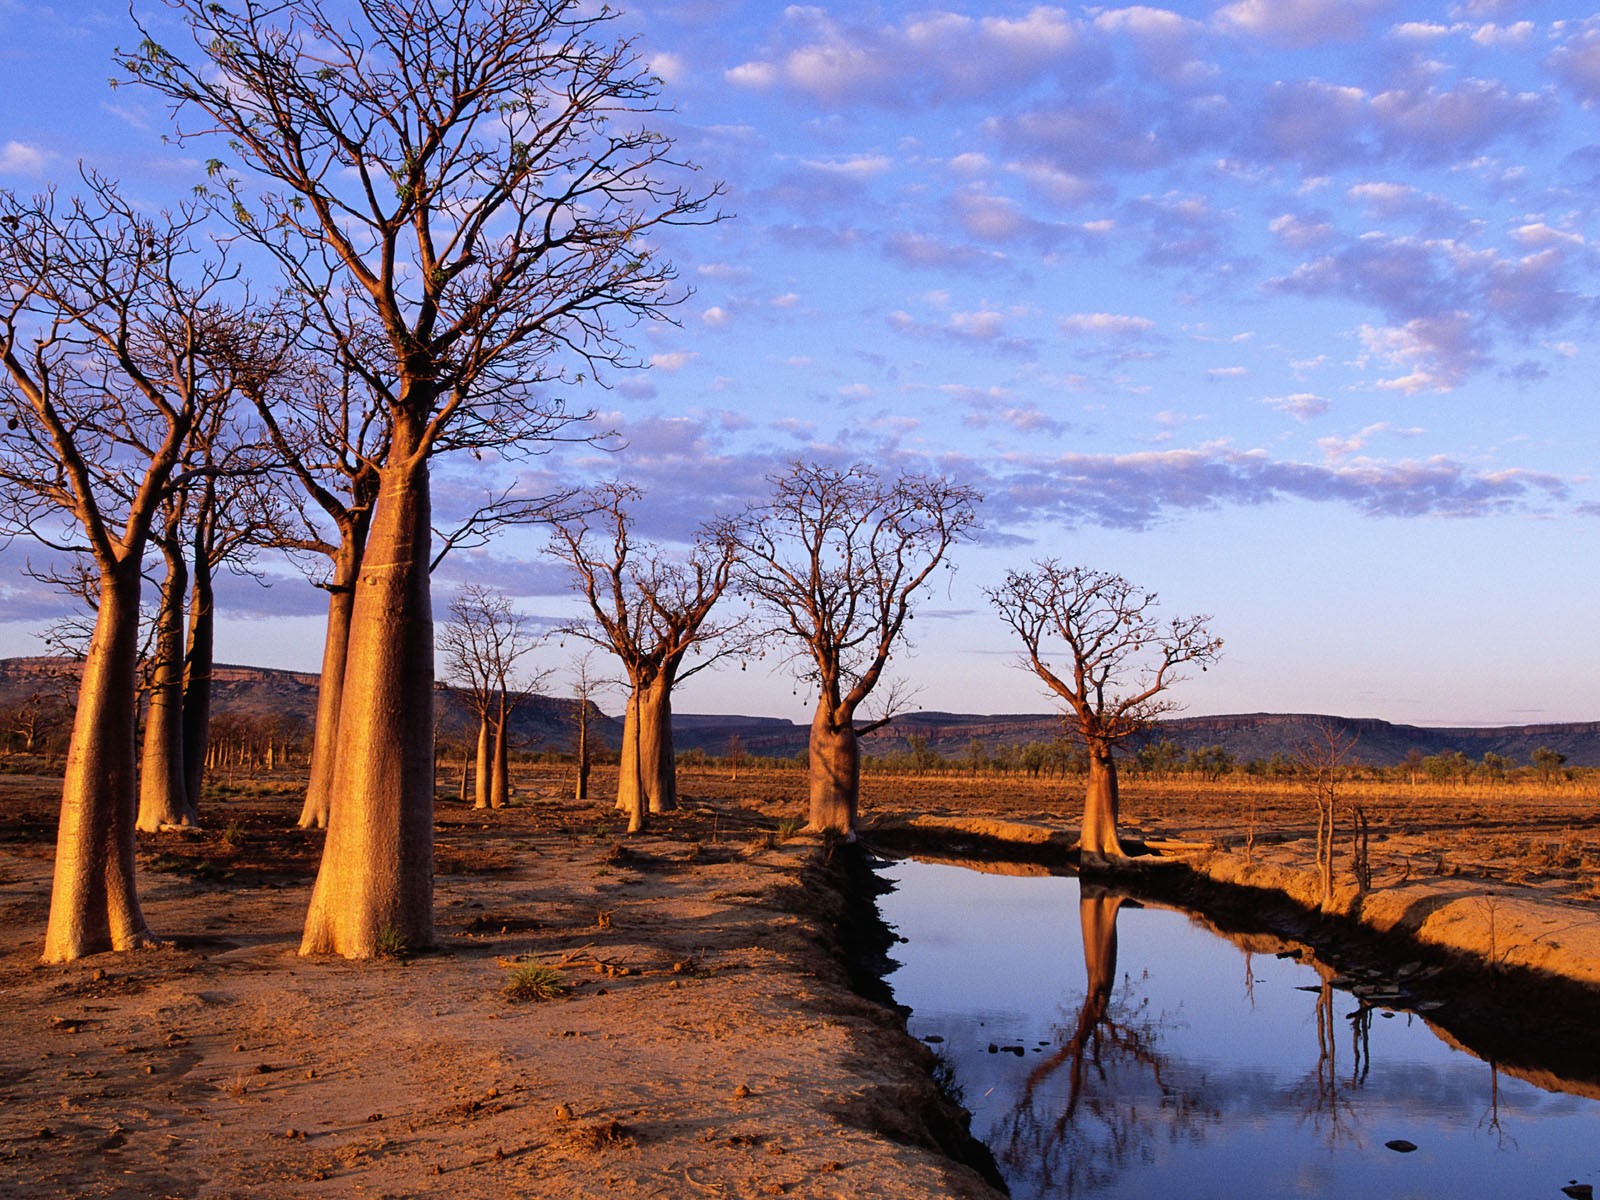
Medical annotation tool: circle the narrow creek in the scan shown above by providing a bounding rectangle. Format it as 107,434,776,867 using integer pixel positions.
873,856,1600,1200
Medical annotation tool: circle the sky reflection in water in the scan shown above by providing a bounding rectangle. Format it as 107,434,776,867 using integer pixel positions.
875,858,1600,1200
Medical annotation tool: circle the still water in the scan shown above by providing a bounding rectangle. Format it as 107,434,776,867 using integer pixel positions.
875,858,1600,1200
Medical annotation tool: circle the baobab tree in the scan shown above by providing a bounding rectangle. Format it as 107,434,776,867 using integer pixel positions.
440,585,542,810
721,462,980,837
126,0,716,956
250,345,385,830
139,399,284,833
548,483,739,832
986,562,1222,863
0,176,264,961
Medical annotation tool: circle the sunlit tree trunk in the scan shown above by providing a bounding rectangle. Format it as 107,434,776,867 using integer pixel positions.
180,547,215,825
640,675,676,814
44,564,158,962
616,690,645,829
490,689,510,809
137,539,192,832
807,702,859,836
473,716,491,810
298,546,358,829
300,443,435,958
1079,740,1126,862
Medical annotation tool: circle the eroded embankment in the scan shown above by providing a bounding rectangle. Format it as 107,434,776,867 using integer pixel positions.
804,842,1008,1194
864,816,1600,1089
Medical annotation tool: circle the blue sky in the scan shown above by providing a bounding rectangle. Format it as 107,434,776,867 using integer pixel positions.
2,0,1598,727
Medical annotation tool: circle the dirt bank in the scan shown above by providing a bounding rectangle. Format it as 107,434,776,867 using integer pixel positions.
0,770,1001,1200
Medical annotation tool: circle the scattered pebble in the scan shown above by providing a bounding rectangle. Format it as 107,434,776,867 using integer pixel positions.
1385,1139,1418,1153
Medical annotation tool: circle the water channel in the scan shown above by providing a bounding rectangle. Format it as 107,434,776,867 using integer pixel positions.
874,857,1600,1200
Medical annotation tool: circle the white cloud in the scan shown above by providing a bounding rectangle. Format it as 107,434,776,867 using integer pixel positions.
0,140,48,176
802,154,893,179
648,352,697,372
1215,0,1393,47
1265,392,1331,420
725,60,779,89
650,52,687,85
1059,312,1156,337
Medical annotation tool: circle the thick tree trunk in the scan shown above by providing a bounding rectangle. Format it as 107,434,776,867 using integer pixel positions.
640,676,676,814
473,715,491,810
806,702,859,836
300,450,435,958
180,556,215,824
137,544,192,832
43,565,157,962
489,690,510,808
1078,742,1125,862
616,690,647,831
298,547,358,830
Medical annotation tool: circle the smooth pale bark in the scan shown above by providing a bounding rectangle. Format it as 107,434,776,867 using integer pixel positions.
299,449,435,958
806,702,860,836
644,679,676,815
615,677,677,824
44,566,158,962
1078,742,1126,862
137,542,192,832
298,548,358,829
616,691,645,829
489,690,510,808
180,553,215,824
472,716,491,810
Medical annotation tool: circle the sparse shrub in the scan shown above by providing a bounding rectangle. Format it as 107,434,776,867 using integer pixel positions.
775,817,804,842
374,926,410,960
502,963,569,1002
220,821,246,849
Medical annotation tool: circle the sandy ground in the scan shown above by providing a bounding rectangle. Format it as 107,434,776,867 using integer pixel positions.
0,768,998,1200
3,760,1598,1198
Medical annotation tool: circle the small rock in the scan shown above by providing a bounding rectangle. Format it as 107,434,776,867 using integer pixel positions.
553,1103,574,1122
1561,1185,1594,1200
1385,1139,1418,1153
733,1084,752,1099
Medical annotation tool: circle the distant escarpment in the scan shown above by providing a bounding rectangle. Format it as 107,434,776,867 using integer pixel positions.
4,657,1595,767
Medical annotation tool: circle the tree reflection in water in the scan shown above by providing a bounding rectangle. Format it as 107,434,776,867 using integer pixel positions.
996,886,1219,1196
1293,968,1370,1147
